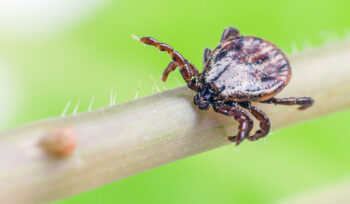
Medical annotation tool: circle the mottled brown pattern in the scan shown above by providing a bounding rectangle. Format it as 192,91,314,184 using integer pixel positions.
203,36,291,101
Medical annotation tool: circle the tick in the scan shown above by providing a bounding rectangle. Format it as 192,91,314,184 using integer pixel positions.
134,26,314,145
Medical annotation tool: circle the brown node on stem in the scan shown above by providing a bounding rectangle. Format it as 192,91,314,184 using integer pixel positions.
39,126,77,157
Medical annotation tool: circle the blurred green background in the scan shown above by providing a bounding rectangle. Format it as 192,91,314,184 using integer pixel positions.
0,0,350,203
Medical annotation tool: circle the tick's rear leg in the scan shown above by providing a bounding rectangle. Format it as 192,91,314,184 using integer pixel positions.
221,26,240,42
136,36,200,90
213,103,253,145
203,48,211,65
248,106,271,141
261,97,314,110
239,102,271,141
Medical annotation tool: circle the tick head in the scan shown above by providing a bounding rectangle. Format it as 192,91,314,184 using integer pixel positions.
194,94,210,110
193,86,215,110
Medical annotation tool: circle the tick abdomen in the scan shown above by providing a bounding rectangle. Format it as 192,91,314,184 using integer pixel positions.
203,36,291,101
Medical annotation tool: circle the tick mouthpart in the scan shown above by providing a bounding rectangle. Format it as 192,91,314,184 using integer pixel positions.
194,94,210,110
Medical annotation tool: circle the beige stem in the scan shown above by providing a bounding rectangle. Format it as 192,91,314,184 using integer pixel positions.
1,40,350,203
278,179,350,204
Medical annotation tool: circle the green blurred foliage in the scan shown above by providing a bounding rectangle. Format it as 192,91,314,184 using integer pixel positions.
1,0,350,203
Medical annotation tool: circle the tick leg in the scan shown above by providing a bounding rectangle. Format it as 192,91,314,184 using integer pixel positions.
137,36,200,90
162,61,179,82
220,26,240,42
247,105,271,141
213,103,253,145
230,109,254,145
203,48,211,66
261,97,314,110
239,102,271,141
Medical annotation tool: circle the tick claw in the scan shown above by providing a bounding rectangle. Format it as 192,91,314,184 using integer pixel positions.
228,136,243,146
228,136,236,142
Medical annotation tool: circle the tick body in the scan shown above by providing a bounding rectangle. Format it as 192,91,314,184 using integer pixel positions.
135,26,314,145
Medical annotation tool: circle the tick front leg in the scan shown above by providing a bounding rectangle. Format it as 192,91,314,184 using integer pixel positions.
203,48,211,66
136,36,200,90
220,26,240,42
261,97,314,110
213,104,253,145
162,61,179,82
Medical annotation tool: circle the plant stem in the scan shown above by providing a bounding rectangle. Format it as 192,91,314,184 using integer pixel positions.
278,179,350,204
1,40,350,203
